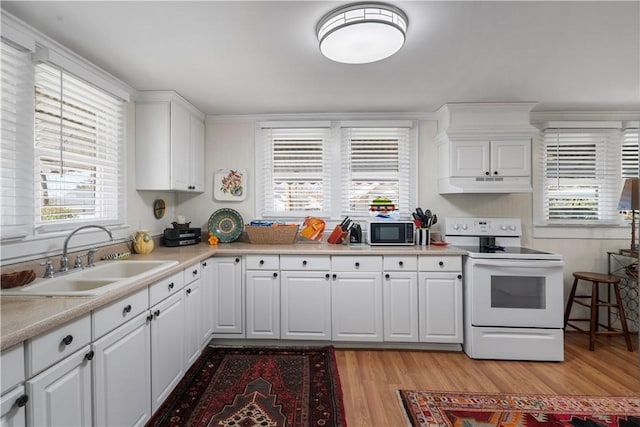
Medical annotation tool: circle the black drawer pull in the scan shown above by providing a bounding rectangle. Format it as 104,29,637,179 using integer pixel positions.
399,261,404,267
259,260,265,265
192,269,198,276
84,350,95,361
273,272,278,278
202,261,207,267
235,258,240,263
458,274,462,280
325,273,330,279
15,395,28,408
439,261,444,267
385,273,390,279
168,282,174,290
123,304,132,314
302,260,307,266
186,288,192,295
61,335,73,346
355,262,360,268
154,309,160,318
147,314,154,322
332,274,337,279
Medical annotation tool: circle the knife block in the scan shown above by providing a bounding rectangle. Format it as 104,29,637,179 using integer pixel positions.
327,225,348,244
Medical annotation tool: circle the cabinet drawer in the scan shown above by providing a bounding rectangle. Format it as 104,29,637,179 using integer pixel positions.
26,314,91,377
332,256,383,272
92,287,149,339
184,263,200,284
246,255,280,270
383,256,418,271
1,343,24,394
280,255,330,271
149,270,184,307
419,256,462,271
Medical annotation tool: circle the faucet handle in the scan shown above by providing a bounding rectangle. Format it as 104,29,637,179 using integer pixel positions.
87,248,97,267
40,260,55,278
74,254,86,269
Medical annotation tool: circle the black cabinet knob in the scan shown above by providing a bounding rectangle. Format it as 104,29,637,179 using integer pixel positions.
332,274,337,279
168,282,174,290
302,260,307,266
485,171,490,176
385,273,390,279
147,314,154,322
192,269,198,276
186,288,192,295
493,171,498,175
458,274,463,279
61,335,73,346
123,304,132,314
202,261,207,267
355,262,360,268
259,260,264,265
84,350,95,361
325,273,330,279
439,261,444,267
154,309,160,318
273,272,278,278
235,258,240,263
399,261,404,267
15,395,28,408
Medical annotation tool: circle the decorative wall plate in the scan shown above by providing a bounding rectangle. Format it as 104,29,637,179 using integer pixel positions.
208,208,244,242
153,199,166,219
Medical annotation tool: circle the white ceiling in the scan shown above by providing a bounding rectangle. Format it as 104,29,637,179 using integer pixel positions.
2,1,639,116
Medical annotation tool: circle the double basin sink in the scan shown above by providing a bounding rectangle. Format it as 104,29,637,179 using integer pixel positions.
1,260,178,297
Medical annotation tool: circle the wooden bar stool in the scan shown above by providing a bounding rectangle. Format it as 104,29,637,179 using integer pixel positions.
564,272,633,351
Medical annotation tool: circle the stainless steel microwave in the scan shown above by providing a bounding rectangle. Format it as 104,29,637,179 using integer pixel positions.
367,221,415,245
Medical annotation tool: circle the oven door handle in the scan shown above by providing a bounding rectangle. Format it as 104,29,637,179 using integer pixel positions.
472,259,564,268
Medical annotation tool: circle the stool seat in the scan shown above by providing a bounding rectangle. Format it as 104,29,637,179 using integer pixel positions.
565,271,633,351
572,271,620,284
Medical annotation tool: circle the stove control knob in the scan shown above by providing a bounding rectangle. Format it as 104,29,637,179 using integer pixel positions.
452,224,460,230
461,224,468,230
508,225,517,231
500,225,507,231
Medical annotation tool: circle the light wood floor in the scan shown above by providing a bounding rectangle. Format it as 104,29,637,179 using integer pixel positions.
335,332,640,426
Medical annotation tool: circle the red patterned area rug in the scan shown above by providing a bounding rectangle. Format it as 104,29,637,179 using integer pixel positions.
147,346,346,427
398,390,640,427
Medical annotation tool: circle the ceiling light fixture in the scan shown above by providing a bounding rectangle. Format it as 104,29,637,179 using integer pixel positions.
316,2,408,64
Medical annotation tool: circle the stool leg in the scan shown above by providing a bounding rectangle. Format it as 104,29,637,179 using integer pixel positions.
564,277,579,328
589,281,598,351
613,283,634,352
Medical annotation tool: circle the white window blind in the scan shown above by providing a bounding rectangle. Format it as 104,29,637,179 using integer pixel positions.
259,126,332,217
622,127,639,178
34,63,125,230
540,128,621,224
341,126,413,216
1,40,35,240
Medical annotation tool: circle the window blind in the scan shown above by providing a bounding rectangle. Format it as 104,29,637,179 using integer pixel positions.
341,127,412,216
260,126,332,216
541,128,621,224
34,63,125,229
622,126,639,178
1,40,35,240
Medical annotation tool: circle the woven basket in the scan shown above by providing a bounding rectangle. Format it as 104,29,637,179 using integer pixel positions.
245,225,299,244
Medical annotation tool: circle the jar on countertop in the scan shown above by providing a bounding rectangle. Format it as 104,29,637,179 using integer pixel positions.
133,230,154,254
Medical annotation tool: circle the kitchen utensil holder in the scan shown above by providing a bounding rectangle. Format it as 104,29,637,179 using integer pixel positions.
416,228,430,246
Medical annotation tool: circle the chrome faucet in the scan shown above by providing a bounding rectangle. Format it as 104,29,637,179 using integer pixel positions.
61,225,113,272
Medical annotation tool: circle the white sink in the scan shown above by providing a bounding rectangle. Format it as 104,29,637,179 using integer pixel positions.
2,260,178,296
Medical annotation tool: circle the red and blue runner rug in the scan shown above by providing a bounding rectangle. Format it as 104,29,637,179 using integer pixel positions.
147,346,346,427
398,390,640,427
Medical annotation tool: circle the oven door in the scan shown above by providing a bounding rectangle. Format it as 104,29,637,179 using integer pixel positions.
467,258,564,328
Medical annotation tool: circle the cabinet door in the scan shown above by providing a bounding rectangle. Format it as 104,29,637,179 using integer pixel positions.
280,271,331,340
93,312,151,427
331,272,383,341
418,272,463,343
150,292,185,412
211,257,243,336
27,346,93,427
383,271,419,342
189,115,205,191
450,140,490,177
170,101,191,191
200,259,214,346
135,101,171,190
490,139,530,177
1,385,27,427
246,271,280,339
184,279,203,365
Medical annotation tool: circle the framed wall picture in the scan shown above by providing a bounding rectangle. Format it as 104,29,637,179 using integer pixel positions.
214,168,247,201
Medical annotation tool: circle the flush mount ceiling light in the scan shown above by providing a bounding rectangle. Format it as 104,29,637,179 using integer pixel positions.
316,2,408,64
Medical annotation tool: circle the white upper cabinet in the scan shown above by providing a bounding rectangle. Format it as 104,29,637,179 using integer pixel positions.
436,102,538,194
135,91,205,192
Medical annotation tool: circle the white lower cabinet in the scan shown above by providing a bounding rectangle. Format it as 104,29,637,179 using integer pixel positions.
383,271,419,342
246,271,280,339
331,271,383,342
211,257,243,336
92,311,151,427
280,271,332,340
200,259,214,345
418,272,463,343
184,274,203,365
150,291,185,412
1,385,27,427
26,346,93,427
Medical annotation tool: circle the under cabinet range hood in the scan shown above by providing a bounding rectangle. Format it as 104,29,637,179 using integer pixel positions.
435,102,539,194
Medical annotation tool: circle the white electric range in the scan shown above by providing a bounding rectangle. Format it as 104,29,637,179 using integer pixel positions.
445,217,565,361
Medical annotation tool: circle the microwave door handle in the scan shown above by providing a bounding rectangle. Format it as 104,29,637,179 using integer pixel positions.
472,259,564,268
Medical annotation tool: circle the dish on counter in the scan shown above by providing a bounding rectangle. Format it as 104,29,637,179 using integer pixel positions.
208,208,244,243
431,241,449,246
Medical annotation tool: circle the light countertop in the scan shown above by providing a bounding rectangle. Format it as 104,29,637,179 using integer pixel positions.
1,241,465,350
